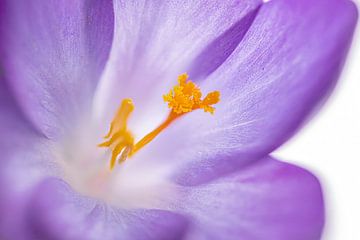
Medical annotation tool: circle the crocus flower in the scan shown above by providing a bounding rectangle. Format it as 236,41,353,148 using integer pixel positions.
0,0,357,239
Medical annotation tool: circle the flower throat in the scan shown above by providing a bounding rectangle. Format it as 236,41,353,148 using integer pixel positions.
98,73,220,170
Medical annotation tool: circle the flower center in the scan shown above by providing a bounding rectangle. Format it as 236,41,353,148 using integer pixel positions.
98,73,220,170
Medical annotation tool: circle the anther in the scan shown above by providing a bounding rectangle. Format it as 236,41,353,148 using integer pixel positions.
99,73,220,170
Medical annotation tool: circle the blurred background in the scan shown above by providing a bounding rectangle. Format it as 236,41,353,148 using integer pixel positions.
274,1,360,239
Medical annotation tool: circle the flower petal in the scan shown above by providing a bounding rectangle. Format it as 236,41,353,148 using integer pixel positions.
135,0,357,185
0,77,51,239
173,156,324,240
0,0,114,138
94,0,262,133
26,178,188,240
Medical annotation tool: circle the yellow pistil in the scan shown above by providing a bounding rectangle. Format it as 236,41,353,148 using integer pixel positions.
99,73,220,170
98,99,135,170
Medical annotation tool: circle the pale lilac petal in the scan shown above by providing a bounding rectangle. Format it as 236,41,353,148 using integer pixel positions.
0,0,114,138
134,0,357,185
0,77,52,239
27,178,188,240
94,0,262,131
0,77,188,239
173,156,324,240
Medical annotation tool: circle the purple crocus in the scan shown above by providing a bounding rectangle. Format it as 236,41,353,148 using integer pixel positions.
0,0,357,239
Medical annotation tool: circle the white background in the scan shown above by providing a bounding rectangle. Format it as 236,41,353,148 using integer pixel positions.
274,2,360,239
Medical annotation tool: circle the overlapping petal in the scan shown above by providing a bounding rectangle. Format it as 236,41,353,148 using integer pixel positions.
173,156,324,240
27,178,188,240
0,76,188,240
133,0,357,185
0,77,51,239
0,0,114,138
94,0,262,134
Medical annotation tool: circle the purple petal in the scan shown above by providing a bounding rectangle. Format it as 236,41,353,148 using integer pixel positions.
0,77,188,239
94,0,262,128
26,178,188,240
173,156,324,240
0,0,114,138
0,77,51,239
135,0,357,185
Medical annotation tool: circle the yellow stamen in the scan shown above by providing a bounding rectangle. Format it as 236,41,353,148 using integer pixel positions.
163,73,220,114
99,74,220,170
130,111,180,155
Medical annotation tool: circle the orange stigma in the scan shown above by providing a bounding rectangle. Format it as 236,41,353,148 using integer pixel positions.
99,73,220,170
